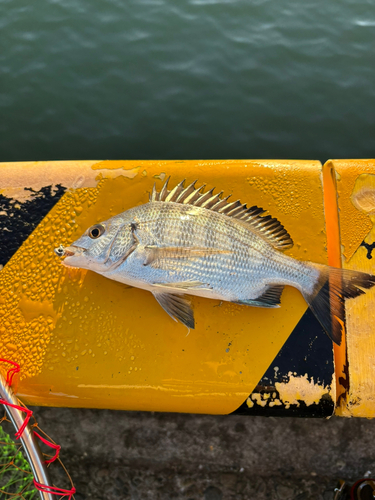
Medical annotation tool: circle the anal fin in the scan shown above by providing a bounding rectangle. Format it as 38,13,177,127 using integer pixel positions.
152,291,195,329
236,285,285,308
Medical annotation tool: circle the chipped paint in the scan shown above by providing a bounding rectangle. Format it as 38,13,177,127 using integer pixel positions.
351,174,375,217
153,172,166,181
242,388,284,410
246,396,254,408
91,160,141,179
0,161,99,202
275,373,330,408
0,160,142,202
250,393,268,407
268,398,283,408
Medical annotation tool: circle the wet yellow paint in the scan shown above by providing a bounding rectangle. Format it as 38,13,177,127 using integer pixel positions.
1,160,328,414
328,161,375,418
0,183,100,379
327,160,374,263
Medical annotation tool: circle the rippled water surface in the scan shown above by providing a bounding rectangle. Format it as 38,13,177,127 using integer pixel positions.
1,0,374,161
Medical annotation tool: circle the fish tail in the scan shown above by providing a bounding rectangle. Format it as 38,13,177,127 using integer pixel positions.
301,263,375,345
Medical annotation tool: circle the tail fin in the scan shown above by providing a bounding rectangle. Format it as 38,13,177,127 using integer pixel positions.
301,264,375,345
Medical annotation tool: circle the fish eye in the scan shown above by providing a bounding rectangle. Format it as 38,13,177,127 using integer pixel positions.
88,224,105,239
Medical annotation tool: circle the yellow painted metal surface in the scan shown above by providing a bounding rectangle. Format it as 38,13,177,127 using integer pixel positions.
0,160,328,413
326,160,375,418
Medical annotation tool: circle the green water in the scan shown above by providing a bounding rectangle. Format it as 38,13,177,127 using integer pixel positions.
1,0,374,162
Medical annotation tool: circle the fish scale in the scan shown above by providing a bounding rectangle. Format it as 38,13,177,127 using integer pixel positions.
56,178,375,345
129,204,270,292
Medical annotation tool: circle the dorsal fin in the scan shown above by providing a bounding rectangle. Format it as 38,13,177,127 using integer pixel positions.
149,178,293,251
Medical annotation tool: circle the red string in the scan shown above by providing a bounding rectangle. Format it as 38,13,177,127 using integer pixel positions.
350,478,375,499
0,359,31,439
0,358,74,496
33,431,61,464
0,398,33,439
0,358,20,386
33,480,76,499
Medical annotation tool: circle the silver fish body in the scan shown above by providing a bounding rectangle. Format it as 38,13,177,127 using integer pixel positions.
56,178,375,345
98,202,317,299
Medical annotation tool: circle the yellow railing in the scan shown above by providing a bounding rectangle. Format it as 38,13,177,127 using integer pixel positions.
0,159,374,417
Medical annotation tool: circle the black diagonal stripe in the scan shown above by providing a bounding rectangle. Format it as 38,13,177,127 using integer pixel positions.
231,308,335,417
0,185,66,267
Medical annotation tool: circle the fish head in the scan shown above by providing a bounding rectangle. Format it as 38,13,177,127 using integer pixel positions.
55,212,135,272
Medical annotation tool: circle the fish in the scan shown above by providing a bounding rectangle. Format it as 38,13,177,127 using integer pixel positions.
55,177,375,345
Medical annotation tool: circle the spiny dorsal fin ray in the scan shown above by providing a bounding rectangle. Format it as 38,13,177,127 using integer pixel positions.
165,179,185,202
150,178,293,251
176,180,197,203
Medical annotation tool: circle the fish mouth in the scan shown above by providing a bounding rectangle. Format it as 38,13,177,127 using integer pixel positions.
54,245,84,257
54,245,86,267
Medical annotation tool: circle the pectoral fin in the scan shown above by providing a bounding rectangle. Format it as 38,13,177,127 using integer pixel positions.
152,291,195,329
236,285,284,308
144,245,231,267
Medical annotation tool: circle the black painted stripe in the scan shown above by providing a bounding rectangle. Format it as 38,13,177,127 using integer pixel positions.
231,308,335,417
0,185,66,267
